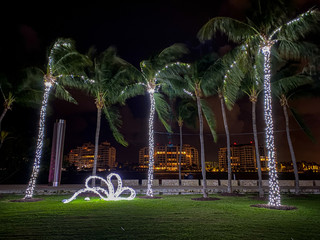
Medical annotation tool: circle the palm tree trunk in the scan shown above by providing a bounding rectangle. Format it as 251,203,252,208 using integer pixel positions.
262,45,281,206
24,83,52,199
282,104,300,194
196,96,208,198
92,107,102,187
178,124,183,185
146,92,156,197
0,107,8,132
220,96,232,193
252,100,263,197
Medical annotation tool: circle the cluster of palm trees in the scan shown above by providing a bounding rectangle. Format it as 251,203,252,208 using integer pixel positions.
1,2,318,206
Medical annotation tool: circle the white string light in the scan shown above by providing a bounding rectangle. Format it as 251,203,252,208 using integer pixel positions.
261,44,281,206
183,89,193,96
62,173,136,203
145,62,191,197
270,9,314,39
24,80,53,199
146,91,156,197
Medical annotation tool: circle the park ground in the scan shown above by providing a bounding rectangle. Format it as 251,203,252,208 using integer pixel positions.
0,193,319,240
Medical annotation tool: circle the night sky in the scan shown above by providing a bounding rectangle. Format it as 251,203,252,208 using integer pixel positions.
1,0,320,166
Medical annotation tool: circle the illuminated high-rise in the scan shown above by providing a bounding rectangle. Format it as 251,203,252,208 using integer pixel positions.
67,141,116,170
139,144,199,171
218,143,273,172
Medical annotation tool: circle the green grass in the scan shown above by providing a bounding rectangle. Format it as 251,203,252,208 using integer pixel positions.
0,194,319,240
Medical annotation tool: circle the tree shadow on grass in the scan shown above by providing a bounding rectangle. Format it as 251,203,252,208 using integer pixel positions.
137,196,162,199
191,197,221,201
250,204,297,210
10,198,44,202
219,192,245,197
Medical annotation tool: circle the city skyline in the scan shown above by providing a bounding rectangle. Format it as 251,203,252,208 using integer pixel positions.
64,140,320,173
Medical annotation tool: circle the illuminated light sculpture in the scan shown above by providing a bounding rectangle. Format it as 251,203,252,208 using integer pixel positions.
62,173,136,203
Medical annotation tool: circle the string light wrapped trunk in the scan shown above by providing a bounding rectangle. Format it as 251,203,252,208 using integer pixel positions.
146,89,156,197
24,80,53,199
261,43,281,206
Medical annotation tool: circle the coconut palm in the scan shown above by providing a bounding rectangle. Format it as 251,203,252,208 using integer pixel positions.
0,131,9,150
155,59,218,198
176,99,197,184
0,74,42,133
82,47,131,186
198,1,320,206
272,64,314,195
240,52,265,197
0,92,14,133
202,49,245,194
24,38,90,199
121,43,188,197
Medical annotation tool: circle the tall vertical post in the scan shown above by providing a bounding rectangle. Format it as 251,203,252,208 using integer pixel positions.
48,119,66,187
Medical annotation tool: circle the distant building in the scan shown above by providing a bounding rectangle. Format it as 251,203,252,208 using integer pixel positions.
67,141,116,171
139,144,199,171
218,143,273,172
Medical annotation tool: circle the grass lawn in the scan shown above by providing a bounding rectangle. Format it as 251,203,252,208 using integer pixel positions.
0,193,319,240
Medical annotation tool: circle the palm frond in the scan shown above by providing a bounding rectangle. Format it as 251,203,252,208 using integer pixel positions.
277,41,319,61
156,43,189,67
202,46,246,108
154,92,172,133
155,62,192,97
274,9,320,42
118,82,146,103
49,38,91,78
290,107,315,142
177,99,197,129
54,84,78,104
200,99,217,142
198,17,258,43
272,74,313,97
103,105,128,147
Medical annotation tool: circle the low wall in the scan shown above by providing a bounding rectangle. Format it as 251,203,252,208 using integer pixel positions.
1,179,319,195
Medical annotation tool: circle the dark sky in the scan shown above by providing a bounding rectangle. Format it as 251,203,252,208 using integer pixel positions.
1,0,320,165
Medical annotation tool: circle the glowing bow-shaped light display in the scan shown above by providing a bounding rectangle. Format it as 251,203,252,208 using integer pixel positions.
62,173,136,203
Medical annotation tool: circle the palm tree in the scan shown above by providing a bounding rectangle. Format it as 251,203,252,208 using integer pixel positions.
241,53,265,198
198,2,320,206
155,60,218,198
176,99,197,184
0,74,42,133
0,131,9,150
272,65,314,195
202,50,244,194
82,47,130,186
0,92,14,133
24,38,90,199
121,44,188,197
